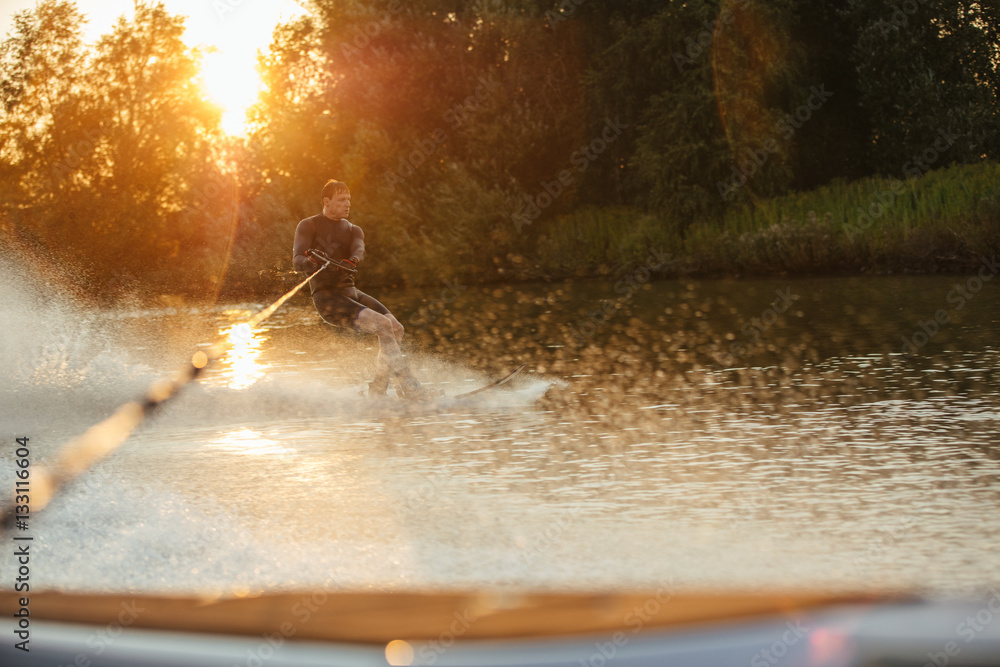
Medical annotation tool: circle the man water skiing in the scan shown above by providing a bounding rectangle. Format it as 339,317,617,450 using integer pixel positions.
293,180,435,400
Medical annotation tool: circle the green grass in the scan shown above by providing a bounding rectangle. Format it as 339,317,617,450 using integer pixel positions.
224,161,1000,297
533,206,683,277
688,161,1000,275
532,161,999,280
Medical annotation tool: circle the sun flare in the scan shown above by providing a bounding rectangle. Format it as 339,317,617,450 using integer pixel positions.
175,0,304,136
0,0,304,135
184,0,303,136
200,49,262,136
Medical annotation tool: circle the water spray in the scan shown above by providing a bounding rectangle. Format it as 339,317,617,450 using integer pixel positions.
0,259,333,531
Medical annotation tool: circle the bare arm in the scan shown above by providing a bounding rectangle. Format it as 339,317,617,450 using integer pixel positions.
292,218,316,272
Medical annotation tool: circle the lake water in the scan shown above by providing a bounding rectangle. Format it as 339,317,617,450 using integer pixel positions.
2,267,999,597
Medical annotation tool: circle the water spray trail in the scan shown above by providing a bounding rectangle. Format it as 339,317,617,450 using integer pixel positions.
0,263,329,531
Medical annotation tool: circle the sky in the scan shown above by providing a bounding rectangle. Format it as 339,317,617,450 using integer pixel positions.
0,0,306,134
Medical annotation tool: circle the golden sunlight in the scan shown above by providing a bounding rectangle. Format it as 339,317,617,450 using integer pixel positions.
200,49,263,136
185,0,304,136
220,322,266,389
17,0,307,137
210,428,293,457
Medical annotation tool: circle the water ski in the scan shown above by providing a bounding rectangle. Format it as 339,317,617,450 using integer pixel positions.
367,363,527,401
452,363,527,399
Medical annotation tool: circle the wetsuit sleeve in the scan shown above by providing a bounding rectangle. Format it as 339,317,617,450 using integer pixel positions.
292,218,316,272
349,224,366,264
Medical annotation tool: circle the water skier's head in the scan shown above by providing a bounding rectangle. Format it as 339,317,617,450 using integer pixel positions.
321,180,351,220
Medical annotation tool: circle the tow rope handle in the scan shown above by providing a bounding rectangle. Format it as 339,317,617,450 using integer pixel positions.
306,248,357,274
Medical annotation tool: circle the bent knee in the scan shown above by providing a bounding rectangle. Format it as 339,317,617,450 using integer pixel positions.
373,316,397,337
358,309,392,335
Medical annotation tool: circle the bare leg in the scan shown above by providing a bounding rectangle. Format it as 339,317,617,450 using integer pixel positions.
372,312,404,381
357,309,407,374
374,348,391,383
356,309,433,400
385,312,405,343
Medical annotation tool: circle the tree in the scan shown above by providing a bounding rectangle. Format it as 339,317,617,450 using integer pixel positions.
0,0,87,232
242,0,590,286
83,2,227,289
1,1,233,298
581,1,803,226
845,0,1000,174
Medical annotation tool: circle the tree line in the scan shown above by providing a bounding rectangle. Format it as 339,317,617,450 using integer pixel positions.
1,0,997,299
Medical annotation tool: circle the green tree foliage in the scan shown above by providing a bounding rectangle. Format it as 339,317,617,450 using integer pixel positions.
844,0,1000,174
243,0,589,286
85,3,228,289
230,0,999,288
0,0,86,219
780,0,871,188
578,1,811,231
1,1,231,298
3,0,998,297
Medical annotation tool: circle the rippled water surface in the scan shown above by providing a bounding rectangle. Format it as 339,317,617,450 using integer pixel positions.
2,273,999,596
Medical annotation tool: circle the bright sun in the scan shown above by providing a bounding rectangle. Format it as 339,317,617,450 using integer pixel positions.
32,0,306,137
200,49,263,136
187,0,304,136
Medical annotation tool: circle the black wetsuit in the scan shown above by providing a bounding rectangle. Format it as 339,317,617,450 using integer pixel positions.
292,214,389,329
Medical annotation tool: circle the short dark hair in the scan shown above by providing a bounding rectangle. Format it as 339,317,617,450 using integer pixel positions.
321,180,349,201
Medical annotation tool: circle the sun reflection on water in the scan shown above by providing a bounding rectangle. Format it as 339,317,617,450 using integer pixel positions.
210,428,293,457
219,320,267,389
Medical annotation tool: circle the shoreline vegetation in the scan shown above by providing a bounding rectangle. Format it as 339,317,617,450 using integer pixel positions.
3,1,999,307
532,160,1000,282
232,160,999,302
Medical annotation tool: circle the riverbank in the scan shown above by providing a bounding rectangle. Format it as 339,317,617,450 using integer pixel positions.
528,161,999,282
216,161,1000,301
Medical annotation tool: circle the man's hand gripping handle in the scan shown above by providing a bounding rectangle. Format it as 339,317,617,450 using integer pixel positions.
305,249,358,274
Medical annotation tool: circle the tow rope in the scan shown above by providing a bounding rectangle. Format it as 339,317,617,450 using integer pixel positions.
1,260,331,530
